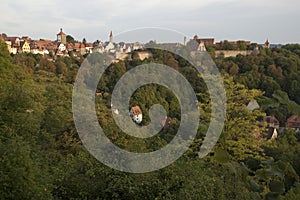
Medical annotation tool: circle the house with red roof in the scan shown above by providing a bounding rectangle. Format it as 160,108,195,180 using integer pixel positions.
286,115,300,131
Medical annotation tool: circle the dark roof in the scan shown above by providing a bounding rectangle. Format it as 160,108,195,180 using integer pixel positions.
262,116,280,128
6,37,19,43
286,115,300,129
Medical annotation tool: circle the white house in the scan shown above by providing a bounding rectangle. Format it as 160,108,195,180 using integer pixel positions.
105,42,115,52
129,106,143,124
57,43,66,52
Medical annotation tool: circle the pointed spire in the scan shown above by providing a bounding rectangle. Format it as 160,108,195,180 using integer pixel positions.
109,31,113,43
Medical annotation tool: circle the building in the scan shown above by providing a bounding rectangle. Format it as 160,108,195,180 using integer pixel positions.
129,106,143,124
259,116,280,140
57,28,67,44
85,43,93,54
193,35,215,46
20,41,30,53
79,43,86,55
286,115,300,131
262,116,280,129
35,40,55,54
57,43,66,52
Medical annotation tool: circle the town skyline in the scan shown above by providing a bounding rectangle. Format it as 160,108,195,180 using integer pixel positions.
0,27,300,45
0,27,275,59
0,28,293,45
1,0,299,44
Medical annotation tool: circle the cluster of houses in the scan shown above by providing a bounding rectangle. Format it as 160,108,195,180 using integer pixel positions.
247,100,300,140
0,29,143,59
0,28,276,61
261,115,300,140
114,99,300,134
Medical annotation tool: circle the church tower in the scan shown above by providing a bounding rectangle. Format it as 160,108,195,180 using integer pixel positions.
109,31,113,43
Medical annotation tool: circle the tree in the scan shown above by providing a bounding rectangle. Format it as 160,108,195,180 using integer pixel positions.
229,63,239,75
39,58,56,73
12,53,36,74
237,40,247,50
66,35,75,44
198,74,266,162
55,60,67,75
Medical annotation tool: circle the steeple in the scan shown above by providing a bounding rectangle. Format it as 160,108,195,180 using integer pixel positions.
109,31,113,43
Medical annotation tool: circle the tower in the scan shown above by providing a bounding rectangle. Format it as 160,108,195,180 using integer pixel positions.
57,28,66,44
265,39,270,48
109,31,113,43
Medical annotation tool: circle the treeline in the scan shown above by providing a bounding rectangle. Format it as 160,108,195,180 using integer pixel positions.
0,41,300,199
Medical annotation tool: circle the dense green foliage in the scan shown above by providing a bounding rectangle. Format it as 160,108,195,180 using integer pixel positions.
215,45,300,124
0,41,300,199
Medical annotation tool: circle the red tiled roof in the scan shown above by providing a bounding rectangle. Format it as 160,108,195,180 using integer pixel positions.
131,106,142,115
86,43,93,47
74,42,81,49
80,43,85,48
67,44,73,49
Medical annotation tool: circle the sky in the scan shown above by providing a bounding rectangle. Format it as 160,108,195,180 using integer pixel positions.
1,0,299,44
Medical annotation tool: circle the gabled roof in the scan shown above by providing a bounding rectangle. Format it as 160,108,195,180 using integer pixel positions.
286,115,300,129
131,106,142,115
6,37,19,44
262,116,280,128
20,41,29,47
287,115,300,122
36,40,56,50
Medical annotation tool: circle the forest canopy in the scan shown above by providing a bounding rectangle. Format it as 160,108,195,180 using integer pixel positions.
0,41,300,199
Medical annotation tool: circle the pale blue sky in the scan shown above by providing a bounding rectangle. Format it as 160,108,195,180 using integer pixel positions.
1,0,299,44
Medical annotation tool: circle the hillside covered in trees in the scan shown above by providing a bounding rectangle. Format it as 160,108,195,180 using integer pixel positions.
1,41,300,199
